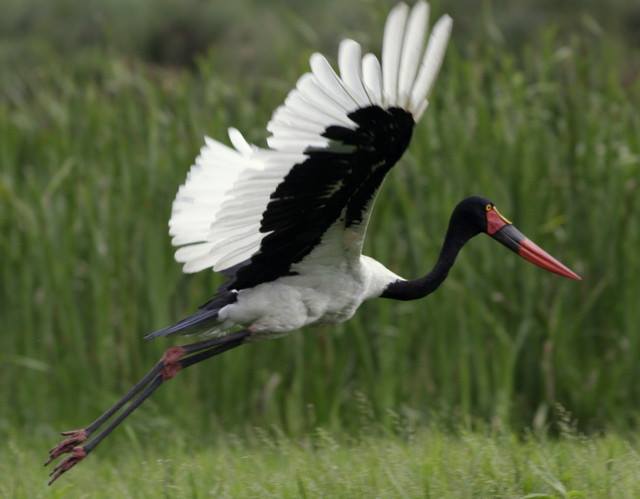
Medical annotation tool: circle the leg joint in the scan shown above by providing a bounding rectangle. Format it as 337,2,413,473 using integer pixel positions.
161,346,186,364
161,346,186,380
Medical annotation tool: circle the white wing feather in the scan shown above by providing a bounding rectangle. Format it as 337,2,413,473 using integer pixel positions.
409,14,453,114
362,53,383,105
170,1,452,274
338,40,371,106
309,53,358,109
397,1,429,107
382,2,409,106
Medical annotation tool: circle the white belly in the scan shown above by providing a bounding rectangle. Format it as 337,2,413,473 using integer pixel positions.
218,265,366,336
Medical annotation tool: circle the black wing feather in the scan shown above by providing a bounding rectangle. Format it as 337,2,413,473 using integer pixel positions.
226,105,414,291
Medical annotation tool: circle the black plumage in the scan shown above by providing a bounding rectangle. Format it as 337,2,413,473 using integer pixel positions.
227,105,415,291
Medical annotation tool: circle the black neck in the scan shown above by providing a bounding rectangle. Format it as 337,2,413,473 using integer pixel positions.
381,214,479,301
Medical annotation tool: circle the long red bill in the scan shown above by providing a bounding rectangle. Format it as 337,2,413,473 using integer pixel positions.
518,238,582,280
489,223,582,281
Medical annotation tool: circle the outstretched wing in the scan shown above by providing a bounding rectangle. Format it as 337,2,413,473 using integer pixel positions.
169,1,452,291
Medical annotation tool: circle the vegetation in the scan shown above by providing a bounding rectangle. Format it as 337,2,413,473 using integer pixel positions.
4,425,640,498
1,0,639,494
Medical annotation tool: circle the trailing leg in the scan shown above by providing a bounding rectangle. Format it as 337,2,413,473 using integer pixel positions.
45,330,250,484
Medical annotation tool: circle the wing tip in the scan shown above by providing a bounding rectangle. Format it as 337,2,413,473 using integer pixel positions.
389,1,410,17
435,13,454,33
228,127,253,156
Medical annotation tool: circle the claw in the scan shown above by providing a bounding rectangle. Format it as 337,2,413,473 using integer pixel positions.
45,429,88,465
48,446,87,485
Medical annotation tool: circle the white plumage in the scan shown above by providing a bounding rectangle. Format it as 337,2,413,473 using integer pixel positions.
167,1,453,336
398,1,429,107
382,2,409,106
409,14,453,117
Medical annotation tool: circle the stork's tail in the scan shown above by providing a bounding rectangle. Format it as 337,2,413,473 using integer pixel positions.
144,290,238,340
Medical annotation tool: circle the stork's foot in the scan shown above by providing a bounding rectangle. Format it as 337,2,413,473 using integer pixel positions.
45,429,88,465
48,446,87,485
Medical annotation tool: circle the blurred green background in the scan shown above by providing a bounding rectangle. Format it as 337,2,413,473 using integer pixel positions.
1,0,640,450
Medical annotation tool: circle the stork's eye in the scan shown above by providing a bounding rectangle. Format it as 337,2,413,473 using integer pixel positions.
485,203,493,212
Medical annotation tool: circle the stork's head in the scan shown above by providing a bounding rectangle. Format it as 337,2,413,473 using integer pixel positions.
453,196,581,280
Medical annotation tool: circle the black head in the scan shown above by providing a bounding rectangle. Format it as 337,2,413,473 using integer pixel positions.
448,195,496,238
449,195,581,280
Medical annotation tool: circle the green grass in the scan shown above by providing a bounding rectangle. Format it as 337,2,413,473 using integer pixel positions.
5,427,640,498
2,1,640,496
2,6,640,494
2,26,639,437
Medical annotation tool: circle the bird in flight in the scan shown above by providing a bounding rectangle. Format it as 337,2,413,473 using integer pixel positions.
46,1,581,484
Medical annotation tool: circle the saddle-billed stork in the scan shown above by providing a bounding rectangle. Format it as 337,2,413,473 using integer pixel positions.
46,1,581,483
